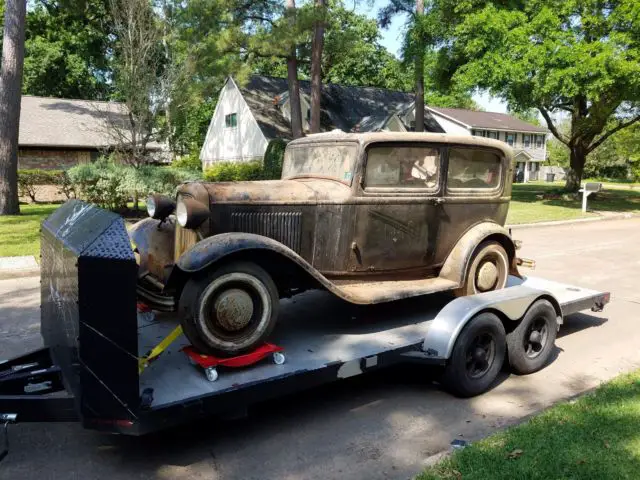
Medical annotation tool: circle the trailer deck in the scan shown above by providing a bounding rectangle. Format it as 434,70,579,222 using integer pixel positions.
139,275,607,409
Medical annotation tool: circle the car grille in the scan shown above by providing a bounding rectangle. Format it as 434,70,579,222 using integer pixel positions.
231,212,302,253
174,224,199,260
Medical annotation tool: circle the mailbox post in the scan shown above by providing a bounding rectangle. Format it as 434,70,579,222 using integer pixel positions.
579,182,602,213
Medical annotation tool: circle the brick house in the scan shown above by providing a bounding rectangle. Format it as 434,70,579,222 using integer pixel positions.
18,96,164,170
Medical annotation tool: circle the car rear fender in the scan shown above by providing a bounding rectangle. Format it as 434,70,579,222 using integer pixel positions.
438,222,519,285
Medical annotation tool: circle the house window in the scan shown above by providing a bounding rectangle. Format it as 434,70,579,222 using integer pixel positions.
472,129,484,137
487,131,498,140
535,135,544,148
523,134,531,148
505,132,515,147
225,113,238,128
306,108,311,122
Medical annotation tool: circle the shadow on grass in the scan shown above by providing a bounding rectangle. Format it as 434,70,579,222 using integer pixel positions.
420,371,640,480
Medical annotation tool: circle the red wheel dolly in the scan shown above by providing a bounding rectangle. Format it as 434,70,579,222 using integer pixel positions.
182,344,286,382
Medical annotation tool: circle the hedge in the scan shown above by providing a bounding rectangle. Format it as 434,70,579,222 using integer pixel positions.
18,169,74,203
203,161,265,182
263,138,287,179
67,159,202,210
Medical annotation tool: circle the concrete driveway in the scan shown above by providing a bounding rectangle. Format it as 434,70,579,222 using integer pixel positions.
1,218,639,480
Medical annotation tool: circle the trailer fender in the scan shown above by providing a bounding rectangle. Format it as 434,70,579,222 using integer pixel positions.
171,232,343,297
422,284,562,361
439,222,520,285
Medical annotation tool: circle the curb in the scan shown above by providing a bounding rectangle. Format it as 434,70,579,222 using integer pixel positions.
0,255,40,280
508,212,638,230
0,268,40,280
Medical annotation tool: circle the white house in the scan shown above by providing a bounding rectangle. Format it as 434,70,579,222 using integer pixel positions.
201,76,548,181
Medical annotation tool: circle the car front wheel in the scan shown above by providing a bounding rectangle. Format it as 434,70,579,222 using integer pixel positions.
179,261,279,357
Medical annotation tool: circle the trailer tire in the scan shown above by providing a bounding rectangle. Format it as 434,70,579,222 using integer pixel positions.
179,261,279,357
506,299,557,375
441,312,506,397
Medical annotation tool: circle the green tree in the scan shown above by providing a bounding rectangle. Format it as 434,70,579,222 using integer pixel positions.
23,0,113,99
421,0,640,191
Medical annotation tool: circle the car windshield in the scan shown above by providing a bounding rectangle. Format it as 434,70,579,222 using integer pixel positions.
281,143,358,184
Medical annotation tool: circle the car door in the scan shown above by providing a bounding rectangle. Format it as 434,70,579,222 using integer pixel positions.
349,143,444,273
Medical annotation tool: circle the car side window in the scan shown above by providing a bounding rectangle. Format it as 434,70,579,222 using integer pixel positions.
447,148,502,191
365,146,440,190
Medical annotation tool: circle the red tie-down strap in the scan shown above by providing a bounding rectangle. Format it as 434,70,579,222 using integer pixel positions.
182,343,284,369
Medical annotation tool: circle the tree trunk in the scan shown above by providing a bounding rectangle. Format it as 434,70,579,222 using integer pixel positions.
0,0,27,215
565,144,587,192
414,0,425,132
286,0,303,139
309,0,325,134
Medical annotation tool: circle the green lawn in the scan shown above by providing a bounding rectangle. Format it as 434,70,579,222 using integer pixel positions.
419,370,640,480
0,203,58,257
507,183,640,225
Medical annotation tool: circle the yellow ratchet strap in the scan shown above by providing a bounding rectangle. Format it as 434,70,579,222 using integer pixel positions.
138,325,183,374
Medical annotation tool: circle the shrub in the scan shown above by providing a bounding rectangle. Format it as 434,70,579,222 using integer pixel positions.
68,158,203,210
263,139,288,180
18,169,69,203
203,161,264,182
171,153,202,172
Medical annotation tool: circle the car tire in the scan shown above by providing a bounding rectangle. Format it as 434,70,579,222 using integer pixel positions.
506,299,557,375
455,241,509,297
179,261,279,357
441,312,506,397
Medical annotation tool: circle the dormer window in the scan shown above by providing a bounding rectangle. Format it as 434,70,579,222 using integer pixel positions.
225,113,237,128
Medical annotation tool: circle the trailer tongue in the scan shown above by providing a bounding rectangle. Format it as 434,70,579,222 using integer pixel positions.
0,201,609,459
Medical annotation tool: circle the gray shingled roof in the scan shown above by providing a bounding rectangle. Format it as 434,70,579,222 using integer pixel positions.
18,96,163,150
428,107,548,133
239,76,545,139
239,76,420,139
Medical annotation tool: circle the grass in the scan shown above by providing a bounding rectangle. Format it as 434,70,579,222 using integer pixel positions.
418,370,640,480
507,183,640,225
0,203,59,257
1,186,639,256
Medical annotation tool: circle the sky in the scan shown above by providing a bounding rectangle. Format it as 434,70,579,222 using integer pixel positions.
354,0,509,113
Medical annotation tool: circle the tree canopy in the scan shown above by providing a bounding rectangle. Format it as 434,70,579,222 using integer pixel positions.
418,0,640,190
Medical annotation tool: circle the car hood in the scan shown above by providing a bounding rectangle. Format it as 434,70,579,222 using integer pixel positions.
193,179,352,205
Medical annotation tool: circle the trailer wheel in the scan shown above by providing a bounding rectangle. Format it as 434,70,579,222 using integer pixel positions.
179,261,279,357
506,299,557,375
455,241,509,297
441,312,506,397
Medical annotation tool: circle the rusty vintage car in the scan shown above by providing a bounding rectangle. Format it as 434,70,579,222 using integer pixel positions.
130,132,521,356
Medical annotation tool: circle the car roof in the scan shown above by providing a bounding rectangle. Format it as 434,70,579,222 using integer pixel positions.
287,131,514,160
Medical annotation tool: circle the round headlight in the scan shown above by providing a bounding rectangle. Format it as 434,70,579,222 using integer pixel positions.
146,194,176,221
146,196,156,218
176,197,188,227
176,196,209,229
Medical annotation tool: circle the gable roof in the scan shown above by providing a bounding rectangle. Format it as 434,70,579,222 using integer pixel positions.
18,96,163,150
427,106,548,133
238,76,420,139
236,75,546,139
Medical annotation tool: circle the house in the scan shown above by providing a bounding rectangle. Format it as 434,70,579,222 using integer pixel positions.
425,107,549,182
200,76,548,181
18,96,164,170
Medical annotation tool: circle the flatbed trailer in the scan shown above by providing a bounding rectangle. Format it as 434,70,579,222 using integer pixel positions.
0,203,609,462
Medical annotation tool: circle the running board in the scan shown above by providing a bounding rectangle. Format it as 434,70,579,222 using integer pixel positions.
331,277,459,304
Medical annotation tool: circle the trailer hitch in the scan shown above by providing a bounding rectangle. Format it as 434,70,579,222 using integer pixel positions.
0,413,17,463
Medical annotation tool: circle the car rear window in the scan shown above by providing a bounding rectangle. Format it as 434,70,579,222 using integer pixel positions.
447,148,502,191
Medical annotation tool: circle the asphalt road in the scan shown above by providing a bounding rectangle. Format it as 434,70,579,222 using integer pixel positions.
1,218,639,480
